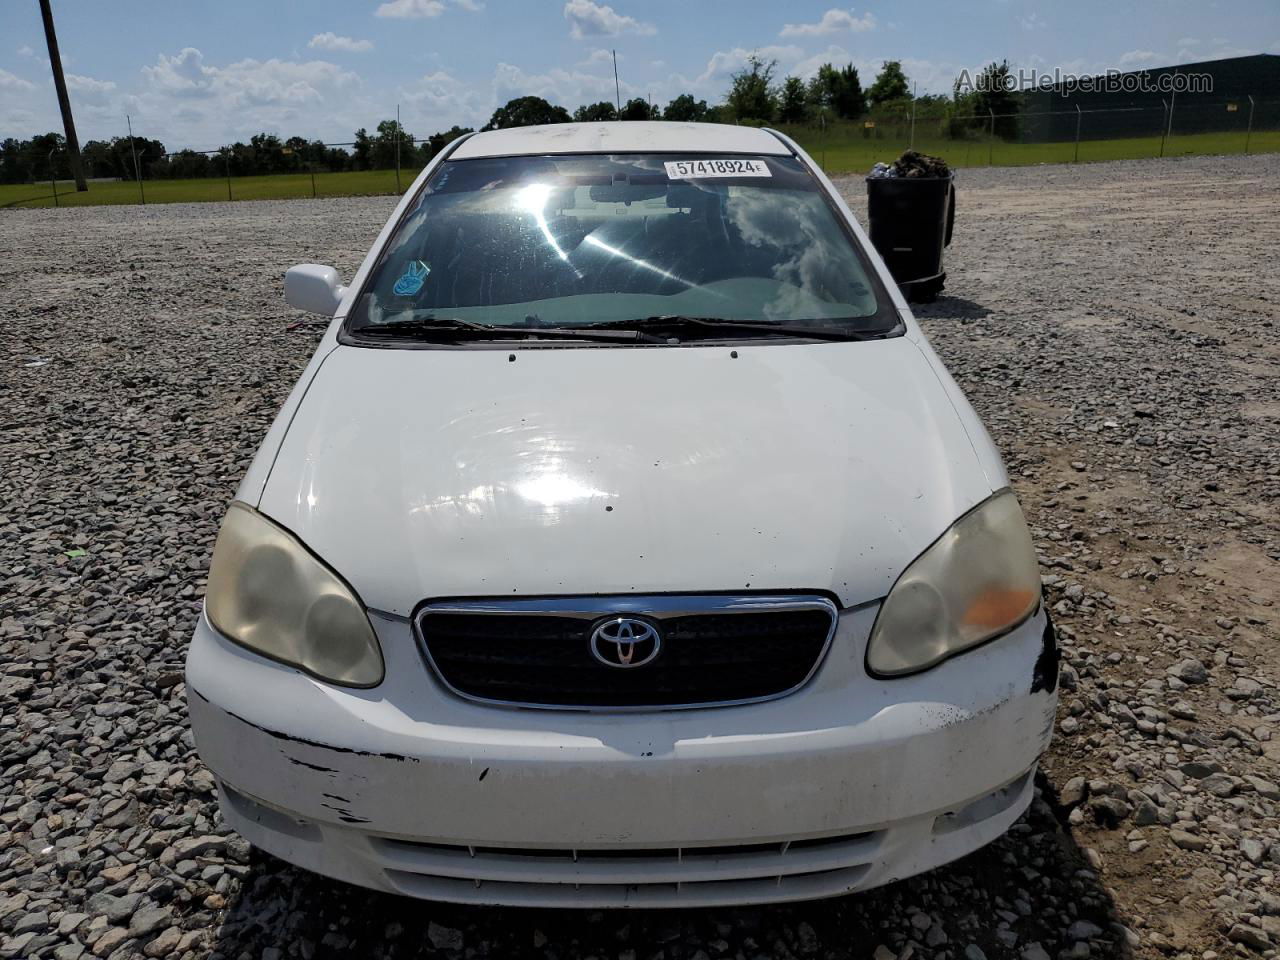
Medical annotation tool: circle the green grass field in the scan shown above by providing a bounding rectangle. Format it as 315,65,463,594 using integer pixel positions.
3,128,1277,209
0,168,413,209
792,126,1280,172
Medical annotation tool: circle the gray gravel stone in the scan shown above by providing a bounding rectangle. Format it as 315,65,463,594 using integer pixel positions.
84,894,142,926
1228,923,1272,951
126,906,172,939
427,922,463,951
11,912,50,936
1170,829,1211,852
1168,659,1208,684
3,152,1278,960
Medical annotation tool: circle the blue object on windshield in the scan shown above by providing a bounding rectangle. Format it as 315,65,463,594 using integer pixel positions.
393,260,431,297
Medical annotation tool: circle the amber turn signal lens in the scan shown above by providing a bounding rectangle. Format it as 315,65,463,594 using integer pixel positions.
963,588,1038,630
867,490,1041,677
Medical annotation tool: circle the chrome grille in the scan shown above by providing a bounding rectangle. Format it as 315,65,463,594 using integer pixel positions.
414,594,838,710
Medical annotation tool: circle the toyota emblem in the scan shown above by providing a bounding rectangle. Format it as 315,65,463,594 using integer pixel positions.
589,617,662,668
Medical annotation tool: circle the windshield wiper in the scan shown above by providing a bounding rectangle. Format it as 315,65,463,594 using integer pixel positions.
353,316,663,343
580,315,889,342
358,316,497,337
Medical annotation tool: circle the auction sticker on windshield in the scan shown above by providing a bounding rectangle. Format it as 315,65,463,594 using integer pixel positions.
664,159,772,179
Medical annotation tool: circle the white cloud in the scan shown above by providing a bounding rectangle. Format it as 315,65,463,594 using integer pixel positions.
131,48,368,148
1118,49,1159,68
375,0,482,17
1018,12,1046,31
400,69,485,129
142,47,218,97
491,61,635,113
0,67,35,91
212,58,361,108
695,45,803,85
1021,52,1098,81
1205,40,1256,59
376,0,445,19
779,8,875,38
696,45,957,96
309,33,374,53
577,48,618,67
17,45,34,57
65,73,117,96
892,56,961,95
1116,42,1259,72
788,45,859,81
6,46,386,149
563,0,655,39
141,48,361,108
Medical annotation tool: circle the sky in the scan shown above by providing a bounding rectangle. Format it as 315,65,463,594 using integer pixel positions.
1,0,1277,151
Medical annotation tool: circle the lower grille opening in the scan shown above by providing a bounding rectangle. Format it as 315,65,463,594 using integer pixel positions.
381,865,874,907
377,830,876,863
370,829,883,905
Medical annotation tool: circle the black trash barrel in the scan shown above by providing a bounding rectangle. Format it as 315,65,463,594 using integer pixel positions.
865,174,955,302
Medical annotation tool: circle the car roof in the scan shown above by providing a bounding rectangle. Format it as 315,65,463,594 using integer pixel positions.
450,121,793,160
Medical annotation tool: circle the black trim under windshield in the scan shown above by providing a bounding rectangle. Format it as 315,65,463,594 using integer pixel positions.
341,149,903,348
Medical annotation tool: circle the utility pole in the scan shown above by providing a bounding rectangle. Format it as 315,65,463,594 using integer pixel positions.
1245,94,1255,155
909,82,917,150
126,114,144,205
48,148,59,207
612,50,621,115
39,0,87,191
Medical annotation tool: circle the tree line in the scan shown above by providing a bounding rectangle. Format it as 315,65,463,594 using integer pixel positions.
0,122,475,185
0,59,1022,185
722,56,1020,135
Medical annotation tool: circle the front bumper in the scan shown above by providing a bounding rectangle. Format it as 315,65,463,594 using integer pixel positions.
187,604,1057,907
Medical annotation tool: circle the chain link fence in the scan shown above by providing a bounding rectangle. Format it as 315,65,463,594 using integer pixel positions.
787,96,1280,172
26,140,436,209
6,96,1279,209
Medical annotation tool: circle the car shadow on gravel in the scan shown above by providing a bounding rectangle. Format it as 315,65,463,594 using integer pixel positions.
209,774,1132,960
910,295,994,322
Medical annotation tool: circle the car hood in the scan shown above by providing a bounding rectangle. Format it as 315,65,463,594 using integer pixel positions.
257,338,996,615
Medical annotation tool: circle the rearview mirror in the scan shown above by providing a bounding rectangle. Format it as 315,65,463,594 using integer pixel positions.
284,264,347,316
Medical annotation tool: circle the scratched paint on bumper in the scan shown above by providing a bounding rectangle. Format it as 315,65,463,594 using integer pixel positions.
187,605,1056,905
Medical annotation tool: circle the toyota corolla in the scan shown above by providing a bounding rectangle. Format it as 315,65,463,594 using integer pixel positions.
186,121,1058,907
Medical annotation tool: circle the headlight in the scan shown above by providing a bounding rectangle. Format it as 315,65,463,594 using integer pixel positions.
867,490,1040,677
205,502,384,687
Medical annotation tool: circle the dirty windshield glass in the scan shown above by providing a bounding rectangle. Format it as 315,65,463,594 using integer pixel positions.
346,153,898,338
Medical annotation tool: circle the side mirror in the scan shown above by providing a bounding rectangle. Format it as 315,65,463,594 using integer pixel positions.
284,264,347,316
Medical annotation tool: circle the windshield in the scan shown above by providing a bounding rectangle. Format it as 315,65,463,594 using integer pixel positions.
346,152,899,341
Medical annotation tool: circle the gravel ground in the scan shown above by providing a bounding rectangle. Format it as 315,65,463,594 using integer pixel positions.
2,152,1278,960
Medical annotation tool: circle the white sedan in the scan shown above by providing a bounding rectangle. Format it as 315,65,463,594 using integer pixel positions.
186,121,1058,907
